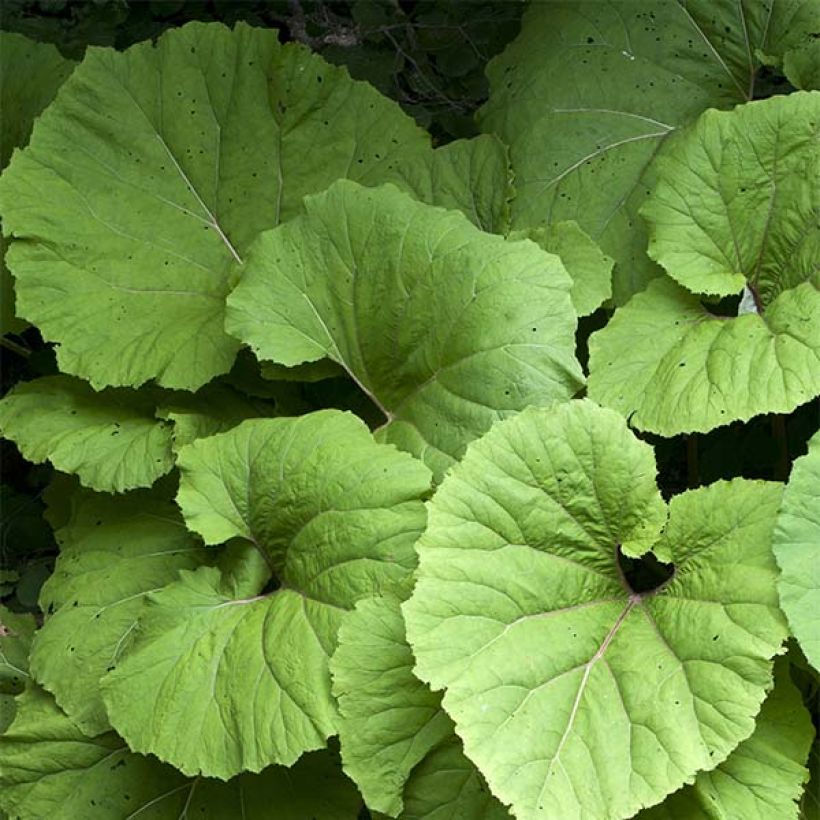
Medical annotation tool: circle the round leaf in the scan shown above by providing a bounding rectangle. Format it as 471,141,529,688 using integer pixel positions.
404,401,788,820
643,92,820,303
102,411,432,778
227,181,583,481
587,277,820,435
0,22,428,389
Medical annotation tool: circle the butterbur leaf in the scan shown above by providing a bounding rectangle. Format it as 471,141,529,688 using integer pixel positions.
510,223,614,317
0,375,174,493
0,687,360,820
478,1,806,302
101,411,431,779
28,483,212,736
773,431,820,671
227,181,583,481
642,92,820,303
638,659,813,820
587,277,820,435
0,22,428,390
0,32,75,336
330,595,454,816
382,134,513,234
403,401,788,820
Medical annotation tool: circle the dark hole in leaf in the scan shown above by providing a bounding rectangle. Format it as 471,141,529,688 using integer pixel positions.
616,545,674,595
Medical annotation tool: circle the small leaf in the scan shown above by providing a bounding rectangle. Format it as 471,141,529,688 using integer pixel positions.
330,596,453,816
510,222,613,316
643,92,820,302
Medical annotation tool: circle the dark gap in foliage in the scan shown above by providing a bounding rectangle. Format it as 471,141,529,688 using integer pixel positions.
258,572,282,596
701,292,741,318
575,306,609,376
301,375,388,430
616,545,675,596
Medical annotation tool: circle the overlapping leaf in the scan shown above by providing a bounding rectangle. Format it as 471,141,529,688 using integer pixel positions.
100,411,431,779
0,687,360,820
0,376,175,492
510,223,613,317
382,134,513,234
479,0,813,302
227,181,583,480
28,482,212,736
0,22,430,389
587,277,820,436
642,92,819,302
404,400,788,820
639,660,813,820
331,595,509,819
773,431,820,671
0,32,75,336
331,595,455,816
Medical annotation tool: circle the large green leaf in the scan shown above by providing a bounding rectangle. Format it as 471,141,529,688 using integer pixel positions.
28,483,212,736
0,375,175,493
227,181,583,481
0,33,75,336
330,595,455,816
638,659,813,820
0,687,360,820
0,22,429,389
587,277,820,435
101,411,431,779
642,92,819,302
403,401,788,820
478,0,813,303
773,431,820,671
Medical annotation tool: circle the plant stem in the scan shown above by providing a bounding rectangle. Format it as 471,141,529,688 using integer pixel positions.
0,336,30,357
771,414,789,481
686,433,699,488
